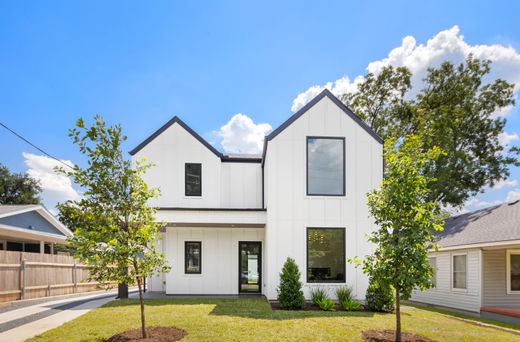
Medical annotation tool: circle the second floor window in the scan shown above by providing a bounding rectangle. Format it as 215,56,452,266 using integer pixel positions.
185,163,202,196
307,137,345,196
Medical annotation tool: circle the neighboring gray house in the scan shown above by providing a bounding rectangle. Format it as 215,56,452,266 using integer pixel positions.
0,205,73,254
411,200,520,324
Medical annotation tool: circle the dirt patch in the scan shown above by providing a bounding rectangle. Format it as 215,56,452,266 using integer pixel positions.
105,326,187,342
362,330,434,342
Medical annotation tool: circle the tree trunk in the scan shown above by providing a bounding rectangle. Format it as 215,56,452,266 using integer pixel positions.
395,286,401,342
137,276,147,339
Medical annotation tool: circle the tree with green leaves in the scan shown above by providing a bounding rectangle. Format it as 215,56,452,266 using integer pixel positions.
277,257,305,309
343,56,518,208
57,116,169,339
364,135,445,342
0,164,41,204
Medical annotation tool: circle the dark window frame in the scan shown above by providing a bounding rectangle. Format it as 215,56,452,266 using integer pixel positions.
306,227,346,283
185,163,202,197
184,241,202,274
306,136,346,196
238,241,262,294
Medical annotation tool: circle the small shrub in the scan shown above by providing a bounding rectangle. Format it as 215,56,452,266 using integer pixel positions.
365,279,394,312
340,298,361,311
310,287,329,306
316,298,335,311
277,257,305,309
335,286,353,304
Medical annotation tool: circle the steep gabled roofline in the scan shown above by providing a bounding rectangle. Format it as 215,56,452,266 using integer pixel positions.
261,89,383,167
129,116,223,158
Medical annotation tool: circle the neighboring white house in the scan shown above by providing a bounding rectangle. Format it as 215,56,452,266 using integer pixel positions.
411,201,520,324
130,89,383,300
0,204,73,254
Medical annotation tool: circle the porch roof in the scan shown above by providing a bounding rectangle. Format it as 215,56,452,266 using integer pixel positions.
439,201,520,248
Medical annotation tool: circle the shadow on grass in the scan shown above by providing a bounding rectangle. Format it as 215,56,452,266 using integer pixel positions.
102,297,379,320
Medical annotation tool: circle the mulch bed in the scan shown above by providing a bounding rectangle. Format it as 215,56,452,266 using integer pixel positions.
362,330,434,342
270,301,370,312
105,327,187,342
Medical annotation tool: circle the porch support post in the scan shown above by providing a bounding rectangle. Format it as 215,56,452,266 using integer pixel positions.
40,241,44,254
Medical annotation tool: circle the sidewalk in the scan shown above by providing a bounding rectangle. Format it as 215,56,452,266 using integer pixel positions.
0,289,133,342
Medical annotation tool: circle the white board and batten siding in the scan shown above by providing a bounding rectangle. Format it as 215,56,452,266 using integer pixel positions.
411,249,482,313
263,95,383,300
131,122,262,209
163,227,264,295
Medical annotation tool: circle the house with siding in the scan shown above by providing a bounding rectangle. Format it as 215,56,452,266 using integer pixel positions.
131,89,383,300
411,201,520,324
0,205,73,254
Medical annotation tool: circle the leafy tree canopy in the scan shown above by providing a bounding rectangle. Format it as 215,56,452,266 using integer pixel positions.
343,55,517,207
0,163,41,204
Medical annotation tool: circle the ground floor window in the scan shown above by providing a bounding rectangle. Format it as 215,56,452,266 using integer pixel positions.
452,254,467,290
507,249,520,294
307,227,345,283
185,241,201,274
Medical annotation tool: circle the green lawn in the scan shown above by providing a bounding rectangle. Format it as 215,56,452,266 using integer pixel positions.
29,298,520,341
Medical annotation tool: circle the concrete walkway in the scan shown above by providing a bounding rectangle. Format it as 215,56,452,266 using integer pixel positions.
0,289,131,342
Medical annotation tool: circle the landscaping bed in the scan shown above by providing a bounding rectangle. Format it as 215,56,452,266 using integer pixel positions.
105,326,186,342
362,329,434,342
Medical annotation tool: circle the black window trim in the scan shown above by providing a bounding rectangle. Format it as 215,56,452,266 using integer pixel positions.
306,136,346,197
306,227,346,284
184,241,202,274
185,163,202,197
238,241,262,294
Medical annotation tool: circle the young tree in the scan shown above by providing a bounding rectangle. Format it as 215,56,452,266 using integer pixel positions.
57,116,169,339
343,56,518,208
364,135,445,342
0,164,41,204
277,257,305,309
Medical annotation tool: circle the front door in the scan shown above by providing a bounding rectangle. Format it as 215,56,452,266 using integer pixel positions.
239,241,261,293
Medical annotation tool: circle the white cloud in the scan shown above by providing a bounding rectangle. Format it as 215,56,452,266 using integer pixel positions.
498,132,519,146
291,25,520,114
217,114,272,154
506,188,520,202
490,178,518,190
23,152,80,206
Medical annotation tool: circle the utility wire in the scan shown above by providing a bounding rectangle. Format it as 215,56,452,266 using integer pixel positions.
0,121,74,170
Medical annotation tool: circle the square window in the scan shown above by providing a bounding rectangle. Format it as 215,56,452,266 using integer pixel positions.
185,241,201,274
307,228,345,283
307,137,345,196
185,163,202,196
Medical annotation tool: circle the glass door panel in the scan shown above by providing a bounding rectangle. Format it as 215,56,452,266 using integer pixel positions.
239,241,261,293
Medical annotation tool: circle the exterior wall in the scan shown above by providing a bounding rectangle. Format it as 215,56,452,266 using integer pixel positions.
131,123,262,209
482,248,520,309
263,95,383,300
0,211,64,236
411,249,482,313
163,227,264,295
148,234,165,292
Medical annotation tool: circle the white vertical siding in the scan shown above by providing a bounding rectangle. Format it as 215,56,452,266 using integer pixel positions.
411,249,482,313
164,227,264,295
482,248,520,308
264,95,383,300
221,163,262,208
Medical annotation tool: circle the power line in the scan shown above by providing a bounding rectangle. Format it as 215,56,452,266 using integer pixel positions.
0,121,74,170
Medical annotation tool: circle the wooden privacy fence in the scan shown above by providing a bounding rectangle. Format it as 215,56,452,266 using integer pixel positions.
0,250,106,303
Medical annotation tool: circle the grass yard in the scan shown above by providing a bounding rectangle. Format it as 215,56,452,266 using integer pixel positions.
29,297,520,341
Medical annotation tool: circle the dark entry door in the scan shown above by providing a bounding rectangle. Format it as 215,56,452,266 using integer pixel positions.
239,241,261,293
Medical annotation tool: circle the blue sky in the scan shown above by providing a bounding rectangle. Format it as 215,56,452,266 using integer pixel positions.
1,1,520,211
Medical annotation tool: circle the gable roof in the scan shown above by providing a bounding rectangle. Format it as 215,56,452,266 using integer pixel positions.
261,89,383,167
438,201,520,248
0,204,73,237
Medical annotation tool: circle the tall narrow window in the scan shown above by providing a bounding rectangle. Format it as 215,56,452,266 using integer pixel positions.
185,241,201,274
452,254,467,289
307,137,345,196
185,163,202,196
428,257,437,288
307,228,345,283
507,250,520,293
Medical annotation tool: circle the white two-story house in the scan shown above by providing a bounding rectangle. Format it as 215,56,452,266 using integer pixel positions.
130,89,383,300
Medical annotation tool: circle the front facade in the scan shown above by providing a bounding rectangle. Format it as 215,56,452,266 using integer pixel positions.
411,202,520,322
131,90,383,300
